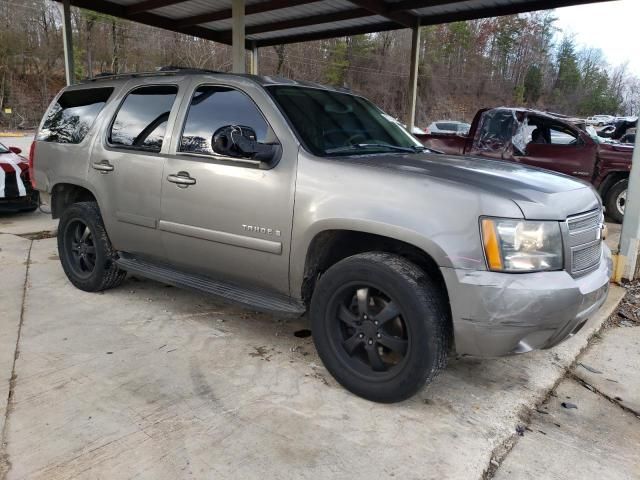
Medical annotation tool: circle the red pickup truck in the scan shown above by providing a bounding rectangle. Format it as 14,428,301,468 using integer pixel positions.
416,107,634,222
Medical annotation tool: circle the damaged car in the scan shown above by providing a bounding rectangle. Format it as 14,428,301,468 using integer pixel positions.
418,107,634,222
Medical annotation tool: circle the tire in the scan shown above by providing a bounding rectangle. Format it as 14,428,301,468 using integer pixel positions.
310,252,450,403
57,201,126,292
604,178,627,224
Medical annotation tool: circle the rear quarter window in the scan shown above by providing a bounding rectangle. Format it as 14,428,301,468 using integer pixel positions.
37,87,114,144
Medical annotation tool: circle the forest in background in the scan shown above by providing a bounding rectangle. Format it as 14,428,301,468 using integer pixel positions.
1,0,639,130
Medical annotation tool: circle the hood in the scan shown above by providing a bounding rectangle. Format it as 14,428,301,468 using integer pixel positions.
0,150,29,199
0,150,26,164
341,152,600,220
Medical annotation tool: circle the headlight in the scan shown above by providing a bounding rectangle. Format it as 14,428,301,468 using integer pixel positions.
481,218,563,272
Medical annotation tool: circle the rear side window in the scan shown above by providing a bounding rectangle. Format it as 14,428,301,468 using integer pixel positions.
37,87,113,144
109,85,178,152
179,85,269,155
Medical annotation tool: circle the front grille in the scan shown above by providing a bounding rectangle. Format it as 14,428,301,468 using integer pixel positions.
566,210,603,276
572,241,602,272
567,210,600,232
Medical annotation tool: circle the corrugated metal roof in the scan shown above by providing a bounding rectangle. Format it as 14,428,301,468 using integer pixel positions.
201,1,358,32
248,15,388,41
65,0,615,47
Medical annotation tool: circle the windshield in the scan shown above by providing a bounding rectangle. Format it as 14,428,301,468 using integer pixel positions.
266,86,423,156
0,142,8,154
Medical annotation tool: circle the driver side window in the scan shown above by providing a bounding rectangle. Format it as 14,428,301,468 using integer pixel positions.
179,85,269,156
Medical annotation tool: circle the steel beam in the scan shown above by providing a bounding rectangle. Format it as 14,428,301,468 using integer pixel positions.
232,0,246,74
250,42,259,75
66,0,233,45
615,117,640,281
347,0,418,27
405,26,420,131
58,0,75,85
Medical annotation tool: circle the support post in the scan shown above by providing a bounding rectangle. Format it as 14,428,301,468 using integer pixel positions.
616,117,640,281
250,42,259,75
58,0,75,85
405,26,420,131
231,0,246,73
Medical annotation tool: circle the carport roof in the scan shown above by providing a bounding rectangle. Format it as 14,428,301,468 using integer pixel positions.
66,0,614,48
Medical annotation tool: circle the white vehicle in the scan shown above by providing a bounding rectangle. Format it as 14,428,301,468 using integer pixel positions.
426,121,471,135
586,115,614,126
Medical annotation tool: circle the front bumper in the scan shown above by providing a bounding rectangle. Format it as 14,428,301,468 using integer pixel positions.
442,245,612,357
0,190,39,212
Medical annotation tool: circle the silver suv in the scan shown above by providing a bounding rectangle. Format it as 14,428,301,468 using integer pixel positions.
32,69,611,403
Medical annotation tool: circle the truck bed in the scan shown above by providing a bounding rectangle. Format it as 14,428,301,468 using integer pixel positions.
415,133,468,155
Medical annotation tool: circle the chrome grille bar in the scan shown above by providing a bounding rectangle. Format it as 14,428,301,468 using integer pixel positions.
566,209,603,276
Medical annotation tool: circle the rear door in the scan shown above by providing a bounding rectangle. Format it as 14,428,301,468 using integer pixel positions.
159,82,297,295
88,82,182,260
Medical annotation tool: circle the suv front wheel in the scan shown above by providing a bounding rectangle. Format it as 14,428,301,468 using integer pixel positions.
310,252,450,403
58,202,126,292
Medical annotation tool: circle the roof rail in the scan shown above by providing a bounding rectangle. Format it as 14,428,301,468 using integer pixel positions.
80,66,227,83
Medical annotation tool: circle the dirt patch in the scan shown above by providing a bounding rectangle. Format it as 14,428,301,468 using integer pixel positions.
0,452,10,478
18,231,56,240
249,346,274,361
606,280,640,328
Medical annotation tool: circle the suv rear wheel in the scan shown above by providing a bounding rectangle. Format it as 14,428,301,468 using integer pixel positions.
310,252,450,403
58,202,126,292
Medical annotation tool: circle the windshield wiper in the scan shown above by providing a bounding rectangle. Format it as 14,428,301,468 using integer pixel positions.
353,143,417,153
324,143,440,155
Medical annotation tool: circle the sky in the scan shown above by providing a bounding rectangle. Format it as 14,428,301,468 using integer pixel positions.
554,0,639,76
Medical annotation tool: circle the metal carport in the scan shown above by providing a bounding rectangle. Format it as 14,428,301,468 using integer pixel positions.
55,0,640,280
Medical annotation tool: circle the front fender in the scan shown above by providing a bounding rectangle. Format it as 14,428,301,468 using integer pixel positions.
289,151,523,298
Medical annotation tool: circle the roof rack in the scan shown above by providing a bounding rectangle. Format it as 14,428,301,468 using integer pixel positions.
80,66,227,83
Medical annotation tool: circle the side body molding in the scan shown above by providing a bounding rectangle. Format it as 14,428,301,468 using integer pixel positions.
158,220,283,255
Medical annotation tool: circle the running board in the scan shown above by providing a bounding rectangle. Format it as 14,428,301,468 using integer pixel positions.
116,256,305,316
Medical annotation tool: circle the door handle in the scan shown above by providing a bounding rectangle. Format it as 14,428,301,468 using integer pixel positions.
167,171,196,188
92,160,114,173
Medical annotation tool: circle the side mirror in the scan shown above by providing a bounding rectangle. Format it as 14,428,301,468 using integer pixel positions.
9,146,22,154
212,125,278,163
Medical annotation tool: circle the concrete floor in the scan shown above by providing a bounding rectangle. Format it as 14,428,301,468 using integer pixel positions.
0,212,630,480
0,210,57,237
494,326,640,480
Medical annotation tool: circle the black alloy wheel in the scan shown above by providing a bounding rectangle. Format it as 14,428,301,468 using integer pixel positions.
329,284,409,377
58,202,126,292
310,252,450,403
64,218,97,278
